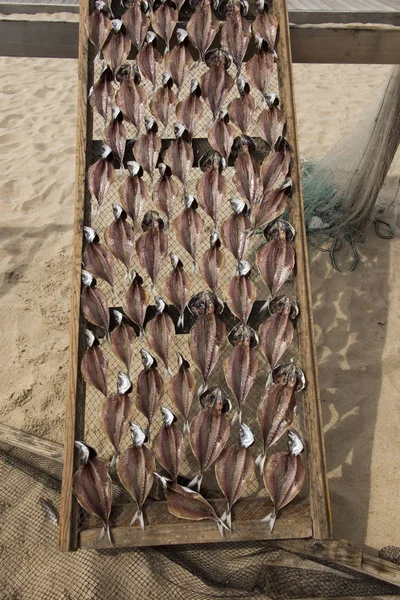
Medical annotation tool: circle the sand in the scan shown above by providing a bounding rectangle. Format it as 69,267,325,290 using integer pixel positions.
0,55,399,554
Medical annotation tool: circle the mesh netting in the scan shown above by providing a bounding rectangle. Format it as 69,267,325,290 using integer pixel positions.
1,441,399,599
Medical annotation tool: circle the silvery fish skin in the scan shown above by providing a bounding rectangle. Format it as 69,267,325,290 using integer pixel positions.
136,211,168,292
196,155,227,227
110,310,136,373
102,21,131,75
258,106,286,150
115,67,147,136
189,389,231,491
133,117,162,180
188,291,227,391
101,378,133,466
251,189,287,233
164,124,194,193
137,31,163,89
83,226,115,290
186,0,220,63
245,45,274,97
104,204,135,277
172,196,204,270
149,73,178,129
153,163,180,225
87,148,115,209
252,3,278,55
121,1,150,50
207,109,238,161
227,78,255,135
117,424,156,529
220,0,252,73
88,7,112,55
81,330,108,396
136,350,165,438
233,143,262,208
125,271,150,337
156,476,229,537
225,261,256,324
119,161,149,224
153,407,183,481
256,234,295,297
146,297,175,374
89,66,114,123
164,254,191,328
200,51,234,119
262,449,305,532
151,0,178,54
258,297,298,369
261,145,291,193
215,424,255,530
73,443,113,544
220,200,252,260
164,30,193,96
81,271,110,335
200,230,225,294
104,109,126,169
175,81,203,141
168,353,196,434
223,325,258,423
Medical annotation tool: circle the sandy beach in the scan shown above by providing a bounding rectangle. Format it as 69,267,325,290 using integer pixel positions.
0,53,398,554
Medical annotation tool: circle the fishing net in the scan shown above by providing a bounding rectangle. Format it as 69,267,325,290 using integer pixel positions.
1,440,399,600
302,65,400,271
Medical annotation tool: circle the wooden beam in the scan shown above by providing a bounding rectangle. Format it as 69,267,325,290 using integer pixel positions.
289,10,400,27
0,19,399,64
0,2,79,15
271,538,362,569
360,553,400,588
0,422,64,463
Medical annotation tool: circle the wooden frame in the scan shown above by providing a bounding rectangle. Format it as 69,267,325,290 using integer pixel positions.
59,0,331,551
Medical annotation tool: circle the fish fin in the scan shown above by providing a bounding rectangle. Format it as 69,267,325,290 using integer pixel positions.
183,420,190,435
188,473,199,489
261,511,276,533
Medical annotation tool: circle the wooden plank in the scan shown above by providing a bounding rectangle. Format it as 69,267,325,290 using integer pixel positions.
0,2,79,13
289,11,400,26
59,0,91,553
271,538,362,569
0,422,64,462
275,0,332,540
359,553,400,587
0,20,78,58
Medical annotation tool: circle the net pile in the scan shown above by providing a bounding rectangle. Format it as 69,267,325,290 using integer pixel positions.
1,442,399,599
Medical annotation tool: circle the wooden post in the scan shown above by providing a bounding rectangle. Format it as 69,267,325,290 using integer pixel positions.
0,423,64,463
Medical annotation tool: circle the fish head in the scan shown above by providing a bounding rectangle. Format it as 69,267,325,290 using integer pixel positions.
112,309,124,326
129,423,147,447
205,48,231,70
144,115,158,133
141,210,165,231
230,198,248,215
101,144,113,160
272,361,306,391
131,270,144,285
269,296,299,320
237,259,251,277
160,406,176,427
84,329,96,348
145,30,157,45
287,430,304,456
188,291,222,316
154,296,166,314
112,203,126,221
237,76,250,96
239,423,255,448
240,0,249,16
170,253,183,270
209,229,221,249
162,71,174,88
157,162,171,178
95,0,107,12
231,135,256,158
265,91,279,107
83,226,98,244
111,19,124,33
141,0,150,13
199,150,225,173
216,107,229,123
184,194,198,210
111,106,123,122
190,79,202,98
263,219,296,242
74,441,96,463
153,472,171,489
280,177,293,194
140,349,156,370
81,270,95,287
200,386,232,413
256,0,268,13
173,121,186,139
228,323,259,348
177,352,190,370
176,28,188,45
117,371,132,394
127,160,143,177
115,63,131,83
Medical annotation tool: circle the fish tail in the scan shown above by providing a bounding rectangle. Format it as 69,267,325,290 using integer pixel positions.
197,382,207,397
183,420,190,435
245,228,255,239
177,312,184,329
139,327,145,340
91,203,99,217
164,366,172,378
98,522,113,545
106,523,113,545
226,509,232,532
259,299,271,314
221,510,227,522
130,508,142,527
255,452,266,474
238,409,242,425
188,473,199,489
261,511,277,533
110,452,117,469
216,517,230,537
196,474,203,492
119,162,125,172
191,259,197,273
231,410,239,426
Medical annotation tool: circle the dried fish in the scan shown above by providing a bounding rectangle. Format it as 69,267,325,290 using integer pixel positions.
168,353,196,434
101,372,133,466
149,72,178,130
233,139,262,209
164,29,193,96
125,271,150,337
220,0,252,73
40,498,59,526
110,310,136,373
175,80,203,141
252,0,278,57
121,0,150,51
188,292,227,392
220,198,252,260
256,221,295,297
89,66,114,123
137,31,163,89
153,163,180,225
227,77,255,135
215,424,255,530
201,49,234,119
146,297,175,375
164,122,194,193
172,195,204,270
83,226,114,291
226,260,256,324
200,230,225,294
115,65,147,136
81,329,108,397
261,145,291,193
164,254,190,328
196,151,227,227
223,324,258,423
136,211,169,292
102,20,131,76
104,107,126,169
189,387,231,490
104,204,135,278
258,105,286,150
156,475,229,536
187,0,220,63
81,270,110,335
207,109,238,161
73,442,113,544
245,40,274,97
272,361,305,391
87,144,115,211
258,297,298,369
88,2,112,56
251,189,287,233
153,407,184,481
151,0,178,53
133,116,162,180
117,423,155,529
136,350,165,438
119,161,149,224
